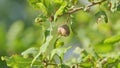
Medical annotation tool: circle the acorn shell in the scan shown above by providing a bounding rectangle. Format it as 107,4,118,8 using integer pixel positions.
58,25,70,36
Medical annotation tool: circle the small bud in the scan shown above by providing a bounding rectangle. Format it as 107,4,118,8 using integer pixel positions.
71,65,75,68
35,18,43,23
50,16,54,22
42,60,47,66
58,25,70,36
108,2,112,10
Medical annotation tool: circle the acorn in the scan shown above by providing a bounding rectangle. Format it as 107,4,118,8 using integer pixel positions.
58,24,70,36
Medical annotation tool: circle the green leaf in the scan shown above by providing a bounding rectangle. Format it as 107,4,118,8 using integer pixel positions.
1,55,41,68
118,63,120,68
54,1,68,21
50,46,71,60
0,24,6,52
68,0,78,5
103,57,118,68
21,47,38,58
40,35,53,53
37,3,48,15
28,0,40,8
31,35,53,67
117,4,120,11
80,62,93,67
95,10,108,23
7,21,24,50
104,35,120,44
54,0,63,4
94,44,113,53
55,41,64,48
79,55,94,67
72,0,78,5
80,49,88,58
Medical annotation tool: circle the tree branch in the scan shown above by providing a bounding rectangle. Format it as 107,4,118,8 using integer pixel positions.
67,0,107,14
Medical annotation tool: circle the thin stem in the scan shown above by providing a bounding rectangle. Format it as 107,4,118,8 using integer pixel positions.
54,35,61,48
67,7,84,14
50,22,53,36
47,63,59,68
66,14,70,23
55,54,63,64
47,63,58,66
67,0,106,14
76,64,78,68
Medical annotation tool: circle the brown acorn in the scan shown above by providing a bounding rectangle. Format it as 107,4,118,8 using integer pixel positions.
58,25,70,36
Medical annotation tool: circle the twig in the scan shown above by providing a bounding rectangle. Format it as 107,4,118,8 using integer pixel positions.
67,7,84,14
76,64,78,68
67,0,107,14
42,59,58,67
47,63,58,66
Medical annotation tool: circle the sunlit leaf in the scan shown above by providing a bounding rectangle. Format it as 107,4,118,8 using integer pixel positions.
118,63,120,68
104,35,120,44
31,35,53,66
28,0,40,8
54,1,68,21
104,57,120,68
37,3,48,15
40,35,53,53
1,55,41,68
80,49,88,58
55,41,64,48
94,44,113,53
54,0,63,4
69,0,78,5
21,47,38,58
80,62,93,67
50,46,71,60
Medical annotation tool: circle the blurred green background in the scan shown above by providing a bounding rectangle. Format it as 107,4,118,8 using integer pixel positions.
0,0,120,68
0,0,39,67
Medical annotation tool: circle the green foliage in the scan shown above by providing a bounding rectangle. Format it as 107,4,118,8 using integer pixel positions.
117,4,120,11
104,35,120,44
1,55,43,68
37,3,48,15
50,46,71,60
54,1,68,20
94,44,113,53
21,47,38,58
1,0,120,68
95,10,108,23
31,34,53,66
